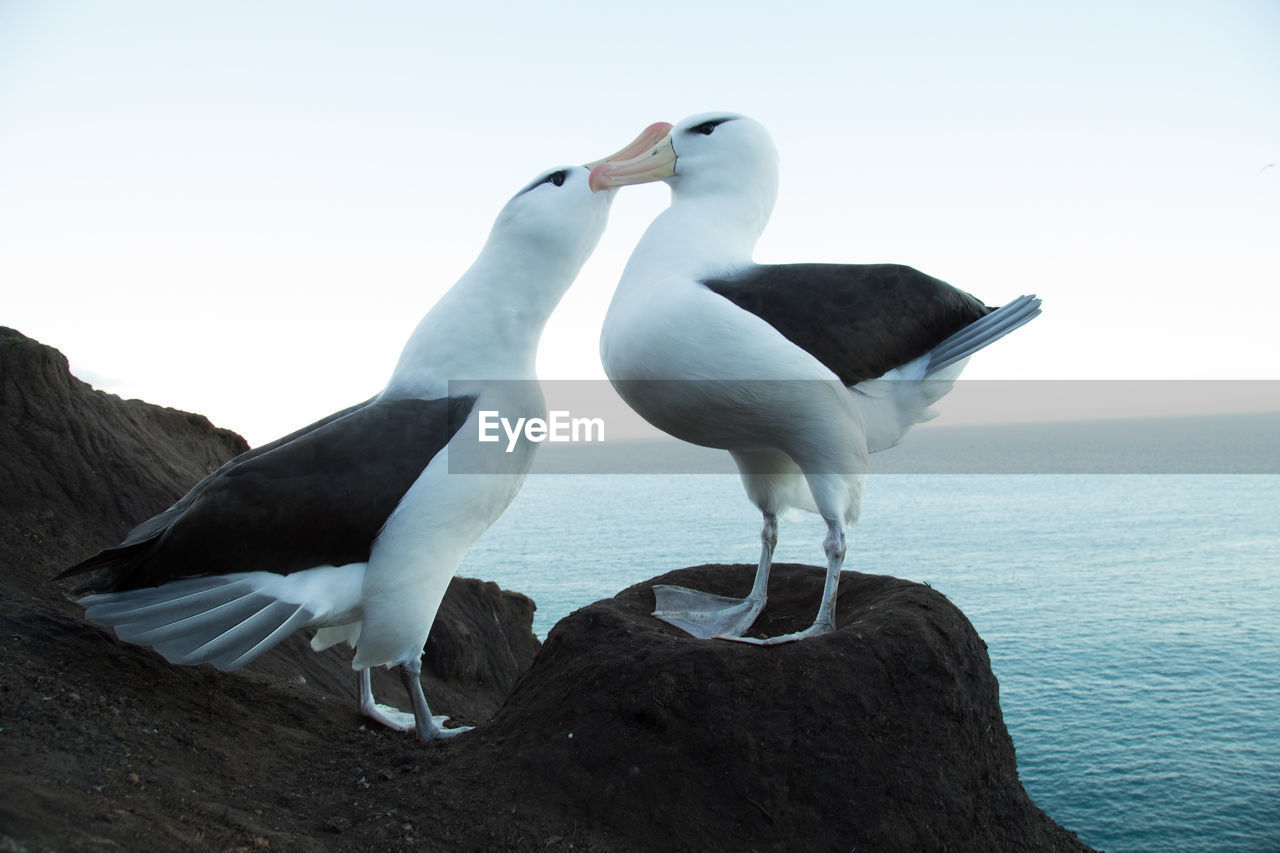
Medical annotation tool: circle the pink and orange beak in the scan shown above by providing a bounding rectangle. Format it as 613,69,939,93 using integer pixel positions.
587,122,676,193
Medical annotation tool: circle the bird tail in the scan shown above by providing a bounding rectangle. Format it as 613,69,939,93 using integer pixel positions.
853,295,1042,451
78,573,321,671
925,294,1041,376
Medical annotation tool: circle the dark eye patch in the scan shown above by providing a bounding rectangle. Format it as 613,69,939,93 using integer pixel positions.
516,169,570,197
688,118,733,136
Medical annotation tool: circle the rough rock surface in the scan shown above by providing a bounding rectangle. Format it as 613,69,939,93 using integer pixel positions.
0,327,1093,851
438,563,1095,851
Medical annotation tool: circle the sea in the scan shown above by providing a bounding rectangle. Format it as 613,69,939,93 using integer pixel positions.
457,418,1280,853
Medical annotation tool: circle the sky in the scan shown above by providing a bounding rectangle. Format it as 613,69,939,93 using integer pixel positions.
2,1,1277,445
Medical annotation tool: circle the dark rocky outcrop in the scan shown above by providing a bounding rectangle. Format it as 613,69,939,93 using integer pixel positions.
0,327,1092,851
434,564,1093,851
0,326,250,591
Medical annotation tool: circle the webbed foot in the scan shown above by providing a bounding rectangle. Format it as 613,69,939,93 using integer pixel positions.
360,667,471,739
652,584,765,639
361,701,417,732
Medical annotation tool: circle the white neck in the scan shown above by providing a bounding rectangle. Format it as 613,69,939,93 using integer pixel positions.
620,174,777,288
385,234,577,396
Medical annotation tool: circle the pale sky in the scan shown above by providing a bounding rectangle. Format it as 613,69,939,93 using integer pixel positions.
2,1,1277,445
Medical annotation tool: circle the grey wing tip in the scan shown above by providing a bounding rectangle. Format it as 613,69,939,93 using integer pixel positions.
925,293,1043,375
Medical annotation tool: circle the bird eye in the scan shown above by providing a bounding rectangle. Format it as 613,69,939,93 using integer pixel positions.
691,118,732,135
516,169,571,197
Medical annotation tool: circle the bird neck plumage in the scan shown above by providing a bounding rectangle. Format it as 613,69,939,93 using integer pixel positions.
461,239,577,336
386,240,573,393
627,184,774,280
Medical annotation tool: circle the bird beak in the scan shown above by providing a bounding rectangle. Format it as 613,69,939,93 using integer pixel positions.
588,123,677,193
584,122,673,169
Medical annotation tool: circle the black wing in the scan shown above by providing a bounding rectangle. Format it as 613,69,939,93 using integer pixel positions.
61,395,477,593
703,263,991,385
96,399,374,556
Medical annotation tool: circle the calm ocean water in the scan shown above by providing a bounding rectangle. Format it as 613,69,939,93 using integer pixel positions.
459,472,1280,853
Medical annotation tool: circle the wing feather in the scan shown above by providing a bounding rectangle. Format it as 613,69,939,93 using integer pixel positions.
62,395,477,592
703,264,991,385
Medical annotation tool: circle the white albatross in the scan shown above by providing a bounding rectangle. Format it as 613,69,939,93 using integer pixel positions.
588,113,1041,645
58,126,667,739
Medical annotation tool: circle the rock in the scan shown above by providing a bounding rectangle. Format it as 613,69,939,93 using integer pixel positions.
435,563,1095,851
0,326,249,591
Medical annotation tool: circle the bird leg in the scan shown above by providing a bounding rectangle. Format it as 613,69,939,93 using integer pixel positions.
398,657,472,741
732,519,845,646
358,668,417,732
653,512,776,639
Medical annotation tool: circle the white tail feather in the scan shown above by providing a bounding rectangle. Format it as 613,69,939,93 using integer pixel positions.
80,565,365,671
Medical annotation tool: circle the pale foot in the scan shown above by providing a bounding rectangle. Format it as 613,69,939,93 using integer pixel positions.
715,618,837,646
652,583,765,639
417,716,473,741
361,701,417,732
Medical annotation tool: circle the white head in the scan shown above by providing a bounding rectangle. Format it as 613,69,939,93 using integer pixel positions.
386,163,623,391
588,112,779,249
481,164,615,279
472,120,674,276
591,112,778,197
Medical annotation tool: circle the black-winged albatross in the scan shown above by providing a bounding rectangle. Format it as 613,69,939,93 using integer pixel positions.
57,131,664,738
588,112,1041,645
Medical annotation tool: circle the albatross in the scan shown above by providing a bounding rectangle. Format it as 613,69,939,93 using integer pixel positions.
57,128,666,739
588,112,1041,645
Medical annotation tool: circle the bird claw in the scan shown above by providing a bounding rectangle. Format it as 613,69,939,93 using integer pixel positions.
361,703,470,740
714,620,837,646
417,716,473,741
713,633,770,645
